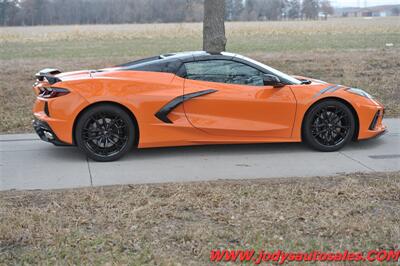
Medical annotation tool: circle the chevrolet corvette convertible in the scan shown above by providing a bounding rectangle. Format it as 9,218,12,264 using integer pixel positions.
32,51,386,161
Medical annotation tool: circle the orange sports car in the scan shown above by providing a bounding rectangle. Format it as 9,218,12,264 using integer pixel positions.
32,51,386,161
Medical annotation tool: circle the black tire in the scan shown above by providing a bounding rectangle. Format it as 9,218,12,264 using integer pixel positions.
75,104,136,162
303,100,355,152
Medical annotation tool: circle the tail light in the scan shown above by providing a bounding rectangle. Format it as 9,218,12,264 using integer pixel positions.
39,87,70,98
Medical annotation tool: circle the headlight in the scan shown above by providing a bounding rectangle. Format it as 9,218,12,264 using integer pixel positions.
346,88,373,99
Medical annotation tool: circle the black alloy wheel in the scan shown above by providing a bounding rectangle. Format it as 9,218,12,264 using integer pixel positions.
303,100,355,152
76,104,136,161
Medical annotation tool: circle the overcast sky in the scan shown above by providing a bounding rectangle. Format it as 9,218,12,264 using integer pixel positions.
331,0,400,7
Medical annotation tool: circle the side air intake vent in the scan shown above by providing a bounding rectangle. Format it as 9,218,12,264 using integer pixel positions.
369,110,380,130
44,102,50,117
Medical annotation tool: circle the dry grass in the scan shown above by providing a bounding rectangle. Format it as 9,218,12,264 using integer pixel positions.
1,172,399,265
1,17,398,43
1,17,399,133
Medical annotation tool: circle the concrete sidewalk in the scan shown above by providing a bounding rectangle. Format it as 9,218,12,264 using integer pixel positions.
1,118,399,191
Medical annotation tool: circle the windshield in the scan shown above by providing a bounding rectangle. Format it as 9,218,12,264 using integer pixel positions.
234,54,302,85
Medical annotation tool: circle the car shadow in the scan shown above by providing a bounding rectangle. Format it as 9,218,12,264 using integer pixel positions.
129,142,306,159
120,137,386,161
40,136,387,162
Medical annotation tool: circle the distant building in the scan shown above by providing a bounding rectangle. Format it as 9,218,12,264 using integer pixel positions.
338,5,400,17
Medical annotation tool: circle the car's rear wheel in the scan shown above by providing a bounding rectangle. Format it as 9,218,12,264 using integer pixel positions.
76,104,135,162
303,100,355,152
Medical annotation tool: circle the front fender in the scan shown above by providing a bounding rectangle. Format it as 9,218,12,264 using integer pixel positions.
290,84,382,140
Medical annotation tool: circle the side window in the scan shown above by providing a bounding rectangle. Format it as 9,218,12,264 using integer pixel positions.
184,60,264,86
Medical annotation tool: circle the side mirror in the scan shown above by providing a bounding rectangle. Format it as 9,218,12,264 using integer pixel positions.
263,74,284,87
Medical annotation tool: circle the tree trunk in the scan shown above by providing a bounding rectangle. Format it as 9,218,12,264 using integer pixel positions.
203,0,226,53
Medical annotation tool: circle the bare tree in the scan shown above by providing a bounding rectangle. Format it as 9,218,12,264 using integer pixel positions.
302,0,319,20
226,0,243,21
203,0,226,53
320,0,334,20
391,6,400,16
287,0,301,19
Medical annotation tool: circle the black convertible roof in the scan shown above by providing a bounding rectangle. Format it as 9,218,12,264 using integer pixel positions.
116,51,237,74
112,51,300,85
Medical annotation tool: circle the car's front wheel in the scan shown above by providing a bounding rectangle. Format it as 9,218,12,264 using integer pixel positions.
303,100,355,152
75,104,136,162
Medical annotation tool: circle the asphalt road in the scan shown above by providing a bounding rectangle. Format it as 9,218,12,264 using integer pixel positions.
1,118,399,191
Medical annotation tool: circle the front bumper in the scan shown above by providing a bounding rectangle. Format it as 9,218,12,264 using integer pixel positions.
33,119,70,146
357,101,387,140
369,128,387,140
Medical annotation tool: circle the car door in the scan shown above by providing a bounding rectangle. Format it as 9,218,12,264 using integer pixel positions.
182,59,297,138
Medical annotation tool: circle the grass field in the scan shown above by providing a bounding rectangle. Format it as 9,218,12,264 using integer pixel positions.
1,172,399,264
1,17,400,132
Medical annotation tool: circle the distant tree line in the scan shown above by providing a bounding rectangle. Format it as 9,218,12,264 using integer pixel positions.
0,0,334,26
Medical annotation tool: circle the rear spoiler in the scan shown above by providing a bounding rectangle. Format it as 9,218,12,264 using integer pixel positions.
35,68,62,84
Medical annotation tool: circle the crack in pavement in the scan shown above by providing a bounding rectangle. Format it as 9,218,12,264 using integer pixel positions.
369,154,400,159
0,138,39,142
339,151,376,172
86,156,93,186
1,149,49,152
